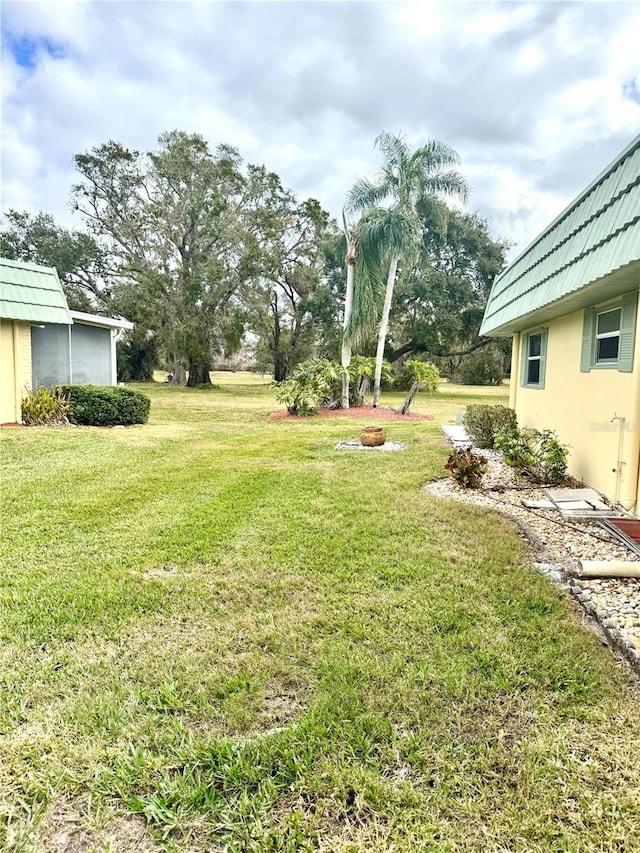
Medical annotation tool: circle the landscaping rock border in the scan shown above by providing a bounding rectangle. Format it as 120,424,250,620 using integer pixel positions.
426,446,640,676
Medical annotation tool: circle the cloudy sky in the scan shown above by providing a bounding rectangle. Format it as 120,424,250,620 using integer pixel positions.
2,0,640,258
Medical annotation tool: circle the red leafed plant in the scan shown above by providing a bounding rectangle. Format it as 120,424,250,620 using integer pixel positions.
445,446,488,489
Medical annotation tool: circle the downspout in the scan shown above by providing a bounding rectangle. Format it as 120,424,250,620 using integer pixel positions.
68,324,73,384
111,328,118,385
12,321,21,423
509,332,520,412
618,303,640,514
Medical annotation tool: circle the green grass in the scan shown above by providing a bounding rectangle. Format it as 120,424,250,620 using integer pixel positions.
1,377,639,852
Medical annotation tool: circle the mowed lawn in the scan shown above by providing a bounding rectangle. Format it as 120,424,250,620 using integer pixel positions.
1,376,639,852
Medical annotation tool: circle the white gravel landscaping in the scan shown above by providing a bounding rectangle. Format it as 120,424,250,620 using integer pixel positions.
426,442,640,675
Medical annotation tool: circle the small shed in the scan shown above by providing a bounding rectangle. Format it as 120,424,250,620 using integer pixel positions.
1,256,134,424
31,310,134,388
0,258,71,424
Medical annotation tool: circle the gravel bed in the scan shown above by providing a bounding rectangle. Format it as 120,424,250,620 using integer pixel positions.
335,441,406,451
426,449,640,674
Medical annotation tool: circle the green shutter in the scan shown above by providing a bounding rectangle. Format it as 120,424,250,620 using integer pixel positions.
580,309,594,372
538,330,547,389
519,335,528,387
618,290,638,373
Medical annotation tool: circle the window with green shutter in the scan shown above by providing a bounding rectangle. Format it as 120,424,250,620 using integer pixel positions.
580,290,638,373
520,329,547,389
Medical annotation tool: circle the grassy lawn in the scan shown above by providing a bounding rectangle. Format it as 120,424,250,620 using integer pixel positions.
1,377,639,852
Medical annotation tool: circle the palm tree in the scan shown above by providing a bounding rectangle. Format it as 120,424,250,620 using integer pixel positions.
340,206,412,408
346,132,469,406
340,214,357,409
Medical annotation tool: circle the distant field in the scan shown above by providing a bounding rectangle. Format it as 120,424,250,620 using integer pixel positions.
1,380,638,852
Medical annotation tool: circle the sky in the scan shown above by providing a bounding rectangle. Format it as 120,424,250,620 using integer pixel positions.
2,0,640,259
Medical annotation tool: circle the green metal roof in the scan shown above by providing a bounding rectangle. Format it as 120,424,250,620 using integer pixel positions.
0,257,72,325
480,135,640,337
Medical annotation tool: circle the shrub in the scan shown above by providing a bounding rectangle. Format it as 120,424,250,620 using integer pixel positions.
21,386,70,426
445,446,488,489
457,348,504,386
398,360,440,415
274,358,390,414
349,356,391,404
463,404,517,449
60,385,151,426
273,359,340,415
494,427,568,484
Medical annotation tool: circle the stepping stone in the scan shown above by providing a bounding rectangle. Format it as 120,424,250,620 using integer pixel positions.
442,425,470,446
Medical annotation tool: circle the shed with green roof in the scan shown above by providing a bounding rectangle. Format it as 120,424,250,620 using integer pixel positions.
0,258,72,423
1,257,132,424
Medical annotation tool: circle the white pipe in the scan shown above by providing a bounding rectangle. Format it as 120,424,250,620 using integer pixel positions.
509,332,519,411
579,560,640,578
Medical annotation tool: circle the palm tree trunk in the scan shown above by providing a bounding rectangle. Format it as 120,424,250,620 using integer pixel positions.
372,254,399,407
341,242,356,409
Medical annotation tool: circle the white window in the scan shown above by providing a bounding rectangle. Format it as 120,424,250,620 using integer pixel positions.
521,329,547,389
527,332,542,384
595,307,621,365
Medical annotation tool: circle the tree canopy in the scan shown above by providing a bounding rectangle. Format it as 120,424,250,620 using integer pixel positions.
1,129,510,389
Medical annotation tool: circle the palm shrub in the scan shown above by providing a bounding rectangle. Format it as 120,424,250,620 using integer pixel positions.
494,427,568,484
349,356,391,405
275,357,391,415
463,404,517,449
21,386,71,426
274,359,341,415
398,359,440,415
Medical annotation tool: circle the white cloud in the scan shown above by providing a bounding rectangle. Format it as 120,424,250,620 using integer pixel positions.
1,0,639,260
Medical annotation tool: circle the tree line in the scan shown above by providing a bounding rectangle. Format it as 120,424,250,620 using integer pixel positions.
0,130,511,388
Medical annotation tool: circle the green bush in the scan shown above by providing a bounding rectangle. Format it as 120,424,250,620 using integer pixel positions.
494,427,568,484
60,385,151,426
273,358,392,415
445,446,488,489
273,359,340,415
463,404,517,449
21,386,70,426
457,348,504,386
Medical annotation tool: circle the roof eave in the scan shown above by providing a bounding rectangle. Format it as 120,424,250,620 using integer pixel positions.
70,310,134,330
481,263,640,337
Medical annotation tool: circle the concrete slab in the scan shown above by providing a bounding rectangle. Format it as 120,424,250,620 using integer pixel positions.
442,425,470,446
546,488,610,511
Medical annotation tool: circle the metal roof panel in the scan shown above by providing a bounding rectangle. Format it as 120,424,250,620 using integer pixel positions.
0,257,73,325
481,136,640,336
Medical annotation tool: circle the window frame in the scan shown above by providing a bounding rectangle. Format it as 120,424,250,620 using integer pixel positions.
520,328,547,389
581,291,638,374
594,306,622,366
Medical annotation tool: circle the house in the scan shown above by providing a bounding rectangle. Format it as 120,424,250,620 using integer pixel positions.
480,135,640,513
0,257,133,424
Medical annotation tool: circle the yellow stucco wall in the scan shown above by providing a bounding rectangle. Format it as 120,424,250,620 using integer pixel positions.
0,320,33,424
512,295,640,511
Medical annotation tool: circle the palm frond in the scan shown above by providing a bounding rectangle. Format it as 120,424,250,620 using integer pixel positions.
358,207,418,257
345,243,384,345
375,131,409,174
420,170,470,203
345,178,388,214
412,139,461,171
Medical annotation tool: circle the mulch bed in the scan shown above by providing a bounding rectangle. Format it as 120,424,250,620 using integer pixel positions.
268,405,434,422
